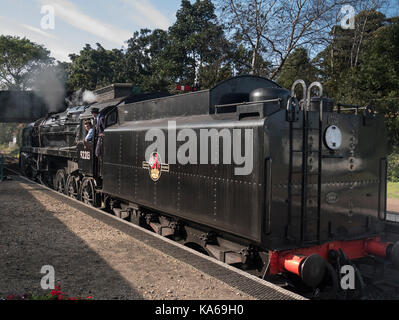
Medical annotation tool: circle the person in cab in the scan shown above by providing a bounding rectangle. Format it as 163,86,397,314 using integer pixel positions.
91,107,105,157
84,120,94,143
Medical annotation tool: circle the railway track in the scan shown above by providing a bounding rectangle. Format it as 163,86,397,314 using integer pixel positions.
4,159,399,300
1,155,18,168
385,221,399,242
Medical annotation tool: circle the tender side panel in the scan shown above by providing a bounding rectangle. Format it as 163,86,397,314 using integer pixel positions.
103,115,266,243
319,113,387,241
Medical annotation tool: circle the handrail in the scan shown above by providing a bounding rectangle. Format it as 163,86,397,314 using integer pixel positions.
307,82,324,121
286,96,299,111
306,82,323,110
291,79,307,110
215,98,281,109
336,103,367,115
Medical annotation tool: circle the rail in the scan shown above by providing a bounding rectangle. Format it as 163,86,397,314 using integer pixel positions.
0,153,3,181
335,103,367,115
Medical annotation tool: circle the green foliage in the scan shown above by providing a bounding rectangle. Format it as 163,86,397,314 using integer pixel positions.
0,36,54,150
0,123,24,150
0,35,53,90
346,22,399,147
66,1,234,92
277,48,318,94
389,150,399,182
312,10,399,148
124,28,170,92
313,10,387,98
0,124,15,145
167,0,233,89
66,44,126,92
5,285,93,300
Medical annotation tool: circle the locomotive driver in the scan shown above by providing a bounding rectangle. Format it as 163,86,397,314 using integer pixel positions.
90,107,105,157
84,120,94,142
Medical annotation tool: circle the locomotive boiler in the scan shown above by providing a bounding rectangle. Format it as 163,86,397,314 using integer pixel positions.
20,76,399,298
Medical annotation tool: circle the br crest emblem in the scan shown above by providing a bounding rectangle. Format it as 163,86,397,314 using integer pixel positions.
142,152,169,181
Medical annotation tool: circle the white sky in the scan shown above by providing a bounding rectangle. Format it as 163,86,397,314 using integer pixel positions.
0,0,182,61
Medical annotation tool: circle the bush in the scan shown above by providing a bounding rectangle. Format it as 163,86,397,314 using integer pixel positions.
388,151,399,182
4,285,93,300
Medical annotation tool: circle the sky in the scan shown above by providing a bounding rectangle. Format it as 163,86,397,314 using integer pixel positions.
0,0,398,63
0,0,182,62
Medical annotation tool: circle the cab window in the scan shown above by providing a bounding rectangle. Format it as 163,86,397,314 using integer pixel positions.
78,119,93,141
106,110,117,127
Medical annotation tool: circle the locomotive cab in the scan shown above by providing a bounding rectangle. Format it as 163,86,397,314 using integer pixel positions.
76,117,95,177
76,104,119,179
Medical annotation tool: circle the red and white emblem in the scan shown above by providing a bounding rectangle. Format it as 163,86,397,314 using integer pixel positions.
142,152,169,181
148,152,162,181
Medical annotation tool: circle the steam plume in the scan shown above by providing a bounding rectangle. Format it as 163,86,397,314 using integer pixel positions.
32,65,66,113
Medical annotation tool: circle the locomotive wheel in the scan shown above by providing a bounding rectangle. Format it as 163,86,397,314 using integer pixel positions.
39,172,54,189
80,178,99,207
66,175,79,200
22,165,33,179
54,169,67,194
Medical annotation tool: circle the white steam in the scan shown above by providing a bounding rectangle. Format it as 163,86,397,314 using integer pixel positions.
65,89,98,107
32,65,66,113
82,90,97,103
29,65,98,112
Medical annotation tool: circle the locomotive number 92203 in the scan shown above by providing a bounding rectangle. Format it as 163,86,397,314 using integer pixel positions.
80,151,91,160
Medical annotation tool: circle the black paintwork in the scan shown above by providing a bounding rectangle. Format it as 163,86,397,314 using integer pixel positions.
100,76,387,250
19,75,388,252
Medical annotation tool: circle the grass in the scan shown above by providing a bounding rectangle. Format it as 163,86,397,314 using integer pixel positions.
388,182,399,199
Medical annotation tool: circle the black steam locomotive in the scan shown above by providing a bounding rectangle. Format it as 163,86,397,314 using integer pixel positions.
20,76,399,298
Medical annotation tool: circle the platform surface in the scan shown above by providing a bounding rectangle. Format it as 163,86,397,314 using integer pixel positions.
0,173,304,300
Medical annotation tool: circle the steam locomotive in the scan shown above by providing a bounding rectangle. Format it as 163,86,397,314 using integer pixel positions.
20,75,399,298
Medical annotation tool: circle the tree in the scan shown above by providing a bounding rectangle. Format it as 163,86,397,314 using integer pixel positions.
315,12,399,147
313,9,389,103
217,0,275,76
216,0,383,79
0,35,54,90
167,0,233,89
0,36,55,148
356,22,399,148
276,47,318,92
66,43,126,91
124,28,170,92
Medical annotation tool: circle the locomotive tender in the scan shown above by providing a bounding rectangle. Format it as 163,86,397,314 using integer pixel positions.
20,75,399,297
